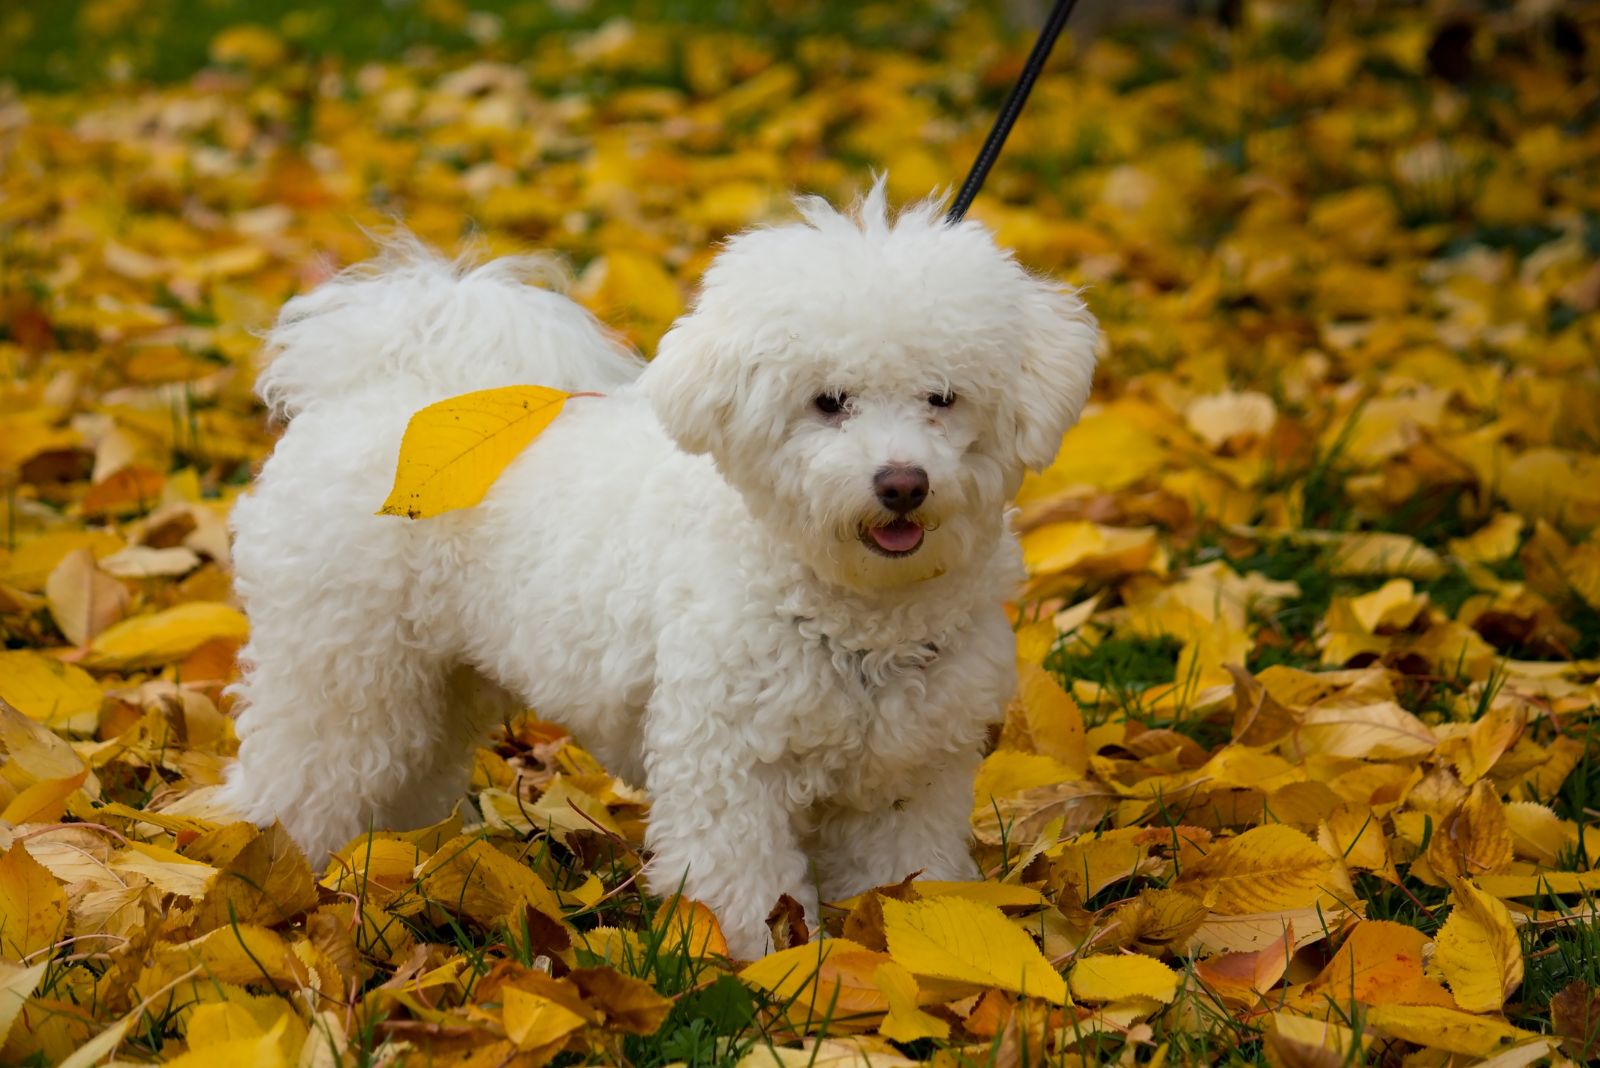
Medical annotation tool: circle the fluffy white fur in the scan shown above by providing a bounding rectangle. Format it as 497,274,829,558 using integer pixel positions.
219,185,1099,959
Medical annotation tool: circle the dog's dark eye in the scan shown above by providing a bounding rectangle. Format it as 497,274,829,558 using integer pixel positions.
814,392,848,415
929,391,956,408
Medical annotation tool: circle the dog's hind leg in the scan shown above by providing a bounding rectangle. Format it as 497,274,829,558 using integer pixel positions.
374,665,521,832
218,516,500,863
218,625,466,865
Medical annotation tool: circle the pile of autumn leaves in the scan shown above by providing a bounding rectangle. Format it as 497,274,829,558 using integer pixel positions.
3,1,1600,1064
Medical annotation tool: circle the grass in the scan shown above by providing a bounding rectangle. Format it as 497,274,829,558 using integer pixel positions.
1553,724,1600,829
312,831,797,1066
631,975,759,1067
1351,872,1447,935
1044,633,1183,725
1520,918,1600,1013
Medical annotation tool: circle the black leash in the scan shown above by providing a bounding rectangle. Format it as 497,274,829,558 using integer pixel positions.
946,0,1081,223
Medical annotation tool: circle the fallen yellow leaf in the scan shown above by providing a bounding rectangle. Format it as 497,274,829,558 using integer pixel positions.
0,653,102,733
502,986,588,1051
417,836,566,929
0,960,49,1047
880,895,1066,1004
1263,1011,1369,1068
1069,953,1179,1004
1173,825,1335,914
171,1001,306,1068
44,548,128,647
1427,780,1515,881
1366,1003,1539,1057
1293,920,1452,1010
1435,879,1523,1013
872,960,948,1043
0,843,69,963
81,602,249,670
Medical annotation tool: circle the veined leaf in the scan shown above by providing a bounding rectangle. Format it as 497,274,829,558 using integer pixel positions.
880,895,1066,1004
1293,920,1452,1009
1435,879,1523,1013
1366,1004,1539,1057
0,960,49,1047
1069,954,1179,1004
1174,824,1335,914
378,385,573,519
0,651,103,732
0,843,69,963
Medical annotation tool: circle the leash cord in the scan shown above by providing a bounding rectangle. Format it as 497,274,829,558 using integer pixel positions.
946,0,1081,223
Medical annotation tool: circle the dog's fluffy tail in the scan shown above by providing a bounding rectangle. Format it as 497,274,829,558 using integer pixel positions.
258,239,644,419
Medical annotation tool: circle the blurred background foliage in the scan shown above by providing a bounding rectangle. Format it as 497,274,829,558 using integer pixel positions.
5,0,998,92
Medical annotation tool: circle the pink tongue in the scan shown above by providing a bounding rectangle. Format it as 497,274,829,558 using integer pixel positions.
870,520,924,553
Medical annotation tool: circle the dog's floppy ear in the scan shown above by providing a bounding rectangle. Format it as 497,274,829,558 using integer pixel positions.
1009,279,1100,472
644,311,741,457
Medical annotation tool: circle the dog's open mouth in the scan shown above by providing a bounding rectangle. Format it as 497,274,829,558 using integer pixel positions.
862,519,925,557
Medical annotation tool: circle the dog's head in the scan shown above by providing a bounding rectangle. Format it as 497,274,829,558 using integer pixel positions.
644,182,1099,591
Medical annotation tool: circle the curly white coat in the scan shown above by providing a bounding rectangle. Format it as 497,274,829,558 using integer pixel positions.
218,186,1099,958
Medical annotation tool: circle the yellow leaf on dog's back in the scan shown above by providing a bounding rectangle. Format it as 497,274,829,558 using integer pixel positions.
378,386,572,519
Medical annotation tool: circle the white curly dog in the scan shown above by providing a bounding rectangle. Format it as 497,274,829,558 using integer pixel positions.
219,185,1098,958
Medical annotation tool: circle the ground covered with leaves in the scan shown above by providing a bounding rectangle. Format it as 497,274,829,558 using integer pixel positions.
2,1,1600,1065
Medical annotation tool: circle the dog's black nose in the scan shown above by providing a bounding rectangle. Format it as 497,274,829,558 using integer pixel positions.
874,465,929,514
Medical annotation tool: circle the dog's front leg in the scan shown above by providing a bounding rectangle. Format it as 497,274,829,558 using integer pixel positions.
641,738,815,960
812,751,983,901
